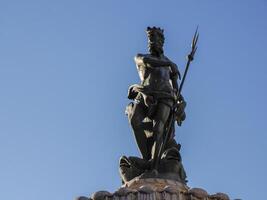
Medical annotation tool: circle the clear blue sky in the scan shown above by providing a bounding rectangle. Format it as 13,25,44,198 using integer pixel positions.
0,1,266,200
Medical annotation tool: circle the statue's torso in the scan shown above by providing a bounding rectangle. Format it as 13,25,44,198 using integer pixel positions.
137,54,173,92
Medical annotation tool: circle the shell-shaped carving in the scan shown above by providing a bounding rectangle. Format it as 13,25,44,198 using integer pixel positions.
138,185,155,194
114,187,137,196
163,185,179,194
91,191,112,200
209,192,230,200
188,188,209,199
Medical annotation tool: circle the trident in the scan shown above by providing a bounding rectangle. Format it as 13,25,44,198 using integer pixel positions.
155,27,199,170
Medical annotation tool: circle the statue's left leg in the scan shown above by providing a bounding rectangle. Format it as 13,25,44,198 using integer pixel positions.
151,102,171,170
127,101,151,161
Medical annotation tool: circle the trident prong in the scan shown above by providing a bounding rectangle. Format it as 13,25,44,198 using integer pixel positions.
190,27,199,59
179,26,199,95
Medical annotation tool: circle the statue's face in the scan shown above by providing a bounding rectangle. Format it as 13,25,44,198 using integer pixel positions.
147,32,163,56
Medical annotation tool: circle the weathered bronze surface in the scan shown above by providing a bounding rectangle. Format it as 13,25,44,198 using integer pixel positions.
120,27,198,184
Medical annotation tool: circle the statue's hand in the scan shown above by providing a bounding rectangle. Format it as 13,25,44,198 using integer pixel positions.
128,86,138,100
187,53,194,61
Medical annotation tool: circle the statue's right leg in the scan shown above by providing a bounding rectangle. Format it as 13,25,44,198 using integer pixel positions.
127,101,150,161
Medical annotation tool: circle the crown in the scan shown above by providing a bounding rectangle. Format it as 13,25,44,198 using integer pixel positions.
146,26,164,34
146,26,165,42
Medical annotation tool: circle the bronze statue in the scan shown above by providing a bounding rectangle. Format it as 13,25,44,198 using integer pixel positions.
120,27,198,184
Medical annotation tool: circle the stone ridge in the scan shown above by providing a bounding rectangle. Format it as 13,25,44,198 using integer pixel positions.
77,178,230,200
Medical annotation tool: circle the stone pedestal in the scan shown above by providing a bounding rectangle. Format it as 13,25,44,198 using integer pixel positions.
77,178,230,200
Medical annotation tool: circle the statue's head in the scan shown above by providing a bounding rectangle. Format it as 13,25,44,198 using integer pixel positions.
146,26,165,57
